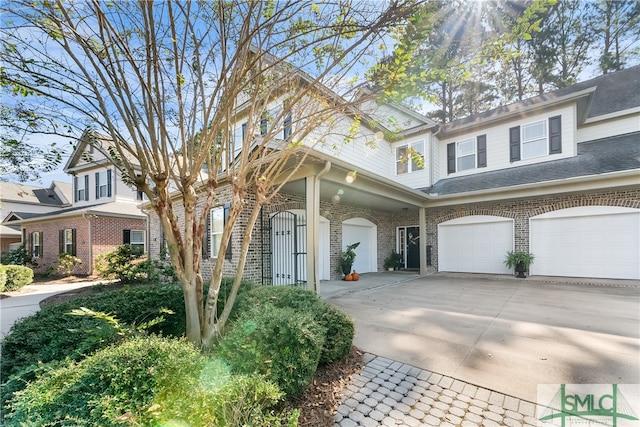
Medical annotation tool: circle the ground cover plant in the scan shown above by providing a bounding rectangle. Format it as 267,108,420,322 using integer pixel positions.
1,281,354,426
5,335,298,426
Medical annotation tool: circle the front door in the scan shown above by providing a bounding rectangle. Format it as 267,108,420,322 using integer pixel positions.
397,226,420,270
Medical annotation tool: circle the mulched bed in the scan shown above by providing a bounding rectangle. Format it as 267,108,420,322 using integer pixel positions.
285,346,364,426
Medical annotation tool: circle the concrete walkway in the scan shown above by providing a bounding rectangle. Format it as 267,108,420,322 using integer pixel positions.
0,280,108,340
321,272,640,426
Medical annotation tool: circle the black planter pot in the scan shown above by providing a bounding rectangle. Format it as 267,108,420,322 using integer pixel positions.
515,262,527,278
341,264,352,276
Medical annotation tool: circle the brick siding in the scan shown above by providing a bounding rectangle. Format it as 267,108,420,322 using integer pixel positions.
23,215,146,276
148,184,640,282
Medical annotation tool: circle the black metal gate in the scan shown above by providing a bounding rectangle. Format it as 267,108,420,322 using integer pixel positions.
261,210,307,287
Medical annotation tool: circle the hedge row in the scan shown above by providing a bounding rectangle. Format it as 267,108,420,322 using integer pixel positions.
0,265,33,292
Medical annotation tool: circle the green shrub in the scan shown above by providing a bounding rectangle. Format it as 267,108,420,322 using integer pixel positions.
95,245,150,283
0,244,36,267
53,253,82,277
233,285,354,365
0,265,33,292
217,304,326,397
5,336,297,426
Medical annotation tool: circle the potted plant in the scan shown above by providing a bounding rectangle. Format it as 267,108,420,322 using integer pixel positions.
339,242,360,277
383,250,402,271
504,251,535,278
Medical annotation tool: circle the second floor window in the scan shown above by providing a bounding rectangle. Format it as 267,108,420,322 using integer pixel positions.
522,121,547,159
456,139,475,171
95,169,112,199
396,141,425,175
74,175,89,202
447,135,486,174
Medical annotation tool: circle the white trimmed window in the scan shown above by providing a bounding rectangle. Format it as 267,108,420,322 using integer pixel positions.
63,229,74,254
522,120,547,159
210,206,224,258
456,138,475,171
396,141,425,175
130,230,145,253
31,231,42,258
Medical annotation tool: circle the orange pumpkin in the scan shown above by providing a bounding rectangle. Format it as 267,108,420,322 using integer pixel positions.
345,274,353,281
352,272,360,281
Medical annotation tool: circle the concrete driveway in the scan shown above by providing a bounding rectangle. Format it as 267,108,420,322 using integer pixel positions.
325,273,640,402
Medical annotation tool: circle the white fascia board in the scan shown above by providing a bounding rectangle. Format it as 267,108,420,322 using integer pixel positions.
582,106,640,124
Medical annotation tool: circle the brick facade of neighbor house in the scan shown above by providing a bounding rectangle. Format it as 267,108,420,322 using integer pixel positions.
23,216,146,276
422,187,640,273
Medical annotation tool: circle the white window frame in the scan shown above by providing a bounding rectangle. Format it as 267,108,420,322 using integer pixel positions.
396,141,425,175
129,230,146,253
456,138,476,171
97,170,109,198
522,120,547,159
77,176,87,201
32,232,41,258
210,206,224,258
63,229,74,254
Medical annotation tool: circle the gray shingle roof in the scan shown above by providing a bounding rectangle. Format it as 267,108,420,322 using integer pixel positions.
442,65,640,130
422,131,640,196
0,182,69,206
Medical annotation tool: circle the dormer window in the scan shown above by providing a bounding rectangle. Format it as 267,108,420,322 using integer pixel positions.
510,116,562,162
522,121,546,159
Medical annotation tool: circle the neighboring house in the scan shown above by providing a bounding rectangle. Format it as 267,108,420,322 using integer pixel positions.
0,181,72,253
2,134,147,275
136,66,640,285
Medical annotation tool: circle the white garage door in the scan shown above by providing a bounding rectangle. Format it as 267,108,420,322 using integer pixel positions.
438,216,513,274
530,206,640,280
342,218,377,273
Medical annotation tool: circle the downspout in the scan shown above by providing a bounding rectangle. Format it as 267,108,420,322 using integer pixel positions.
82,212,93,275
306,160,331,294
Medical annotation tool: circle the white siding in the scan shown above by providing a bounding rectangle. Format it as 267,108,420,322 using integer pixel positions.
576,114,640,143
437,104,576,179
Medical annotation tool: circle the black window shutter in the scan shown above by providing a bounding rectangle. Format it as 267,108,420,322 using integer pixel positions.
59,230,64,253
202,213,210,259
509,126,521,162
84,175,89,201
95,172,100,199
71,228,77,256
241,122,247,141
107,169,112,197
549,115,562,154
224,204,232,260
477,134,487,168
284,111,292,140
260,114,268,136
74,176,79,202
447,143,456,174
123,229,131,244
38,232,43,257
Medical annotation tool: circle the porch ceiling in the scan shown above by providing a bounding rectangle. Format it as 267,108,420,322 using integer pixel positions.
281,177,420,213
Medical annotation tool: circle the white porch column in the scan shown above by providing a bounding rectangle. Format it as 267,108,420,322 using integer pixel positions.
419,207,427,276
305,161,331,294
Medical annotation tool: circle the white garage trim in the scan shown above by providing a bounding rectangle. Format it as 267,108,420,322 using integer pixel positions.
438,215,514,274
342,218,377,274
530,206,640,280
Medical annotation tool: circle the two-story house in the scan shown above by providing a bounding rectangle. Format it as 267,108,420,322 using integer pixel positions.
4,133,148,275
142,65,638,287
